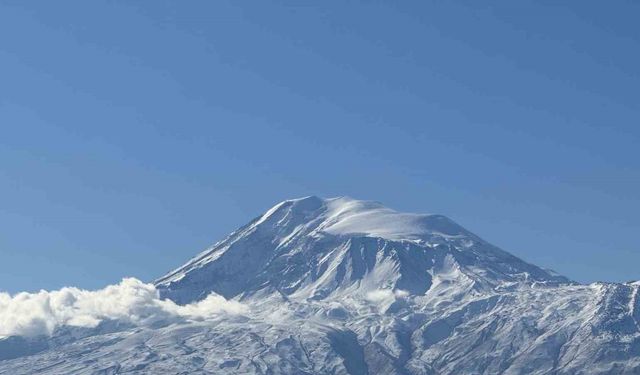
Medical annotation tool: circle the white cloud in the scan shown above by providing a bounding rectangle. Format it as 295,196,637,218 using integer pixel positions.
364,289,409,304
0,278,247,338
365,289,395,303
394,289,409,298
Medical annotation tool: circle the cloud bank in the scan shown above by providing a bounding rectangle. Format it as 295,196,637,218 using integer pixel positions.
0,278,247,338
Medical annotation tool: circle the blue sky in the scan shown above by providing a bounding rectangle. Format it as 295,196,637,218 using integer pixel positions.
1,1,639,292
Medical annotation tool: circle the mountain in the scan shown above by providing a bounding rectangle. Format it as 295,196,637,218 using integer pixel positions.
155,196,568,304
1,196,639,374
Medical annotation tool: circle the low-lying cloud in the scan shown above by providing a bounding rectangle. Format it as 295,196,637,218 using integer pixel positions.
365,288,408,303
0,278,247,338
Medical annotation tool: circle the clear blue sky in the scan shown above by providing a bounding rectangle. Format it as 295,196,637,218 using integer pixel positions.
1,1,639,293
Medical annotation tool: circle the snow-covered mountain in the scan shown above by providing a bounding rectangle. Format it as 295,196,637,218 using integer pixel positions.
1,196,639,374
155,196,568,305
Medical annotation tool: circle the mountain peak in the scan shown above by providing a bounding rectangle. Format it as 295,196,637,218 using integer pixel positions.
259,196,469,242
321,196,468,241
156,196,569,304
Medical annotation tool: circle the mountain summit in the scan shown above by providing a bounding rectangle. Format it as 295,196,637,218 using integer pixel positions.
2,197,639,374
155,196,567,304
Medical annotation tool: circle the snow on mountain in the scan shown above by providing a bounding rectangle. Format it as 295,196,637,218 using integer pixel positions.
1,196,639,374
155,196,567,304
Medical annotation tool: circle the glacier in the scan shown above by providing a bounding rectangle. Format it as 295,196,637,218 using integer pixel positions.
1,196,639,374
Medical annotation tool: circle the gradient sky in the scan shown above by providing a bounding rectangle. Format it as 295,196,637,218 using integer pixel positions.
1,1,639,293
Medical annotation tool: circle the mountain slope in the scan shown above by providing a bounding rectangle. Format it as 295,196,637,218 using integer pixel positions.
1,196,639,375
